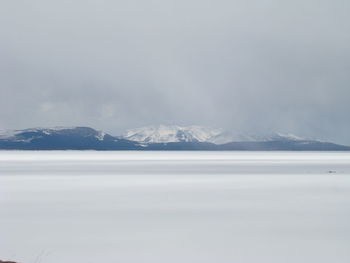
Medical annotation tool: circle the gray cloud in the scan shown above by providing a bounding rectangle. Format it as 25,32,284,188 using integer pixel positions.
0,0,349,144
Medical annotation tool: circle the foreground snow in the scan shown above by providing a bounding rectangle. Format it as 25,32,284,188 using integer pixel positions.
1,151,350,263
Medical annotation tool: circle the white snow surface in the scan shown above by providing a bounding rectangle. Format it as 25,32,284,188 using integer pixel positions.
1,151,350,263
122,125,307,144
95,131,106,141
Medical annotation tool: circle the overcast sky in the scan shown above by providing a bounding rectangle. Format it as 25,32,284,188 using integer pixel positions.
0,0,349,144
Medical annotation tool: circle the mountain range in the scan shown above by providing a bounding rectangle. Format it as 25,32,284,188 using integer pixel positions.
123,125,307,144
0,125,349,151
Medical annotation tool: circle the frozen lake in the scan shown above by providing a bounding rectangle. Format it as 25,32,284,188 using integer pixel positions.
1,151,350,263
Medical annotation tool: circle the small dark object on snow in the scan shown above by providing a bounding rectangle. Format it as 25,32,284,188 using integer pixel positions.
328,170,337,173
0,261,18,263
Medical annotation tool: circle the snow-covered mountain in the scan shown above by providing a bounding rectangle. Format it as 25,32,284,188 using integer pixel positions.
0,126,348,150
240,133,307,143
0,127,139,150
0,127,107,142
122,125,307,145
122,125,235,144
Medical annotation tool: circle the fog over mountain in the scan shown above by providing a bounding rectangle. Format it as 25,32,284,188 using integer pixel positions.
0,0,349,144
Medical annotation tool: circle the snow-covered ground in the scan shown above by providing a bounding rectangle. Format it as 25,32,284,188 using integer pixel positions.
1,151,350,263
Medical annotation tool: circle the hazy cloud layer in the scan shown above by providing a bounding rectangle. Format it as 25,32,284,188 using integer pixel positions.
0,0,349,144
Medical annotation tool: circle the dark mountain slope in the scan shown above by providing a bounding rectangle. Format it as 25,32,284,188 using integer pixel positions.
0,127,141,150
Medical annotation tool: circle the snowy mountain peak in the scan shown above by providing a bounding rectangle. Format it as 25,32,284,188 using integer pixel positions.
123,125,230,144
122,125,308,145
